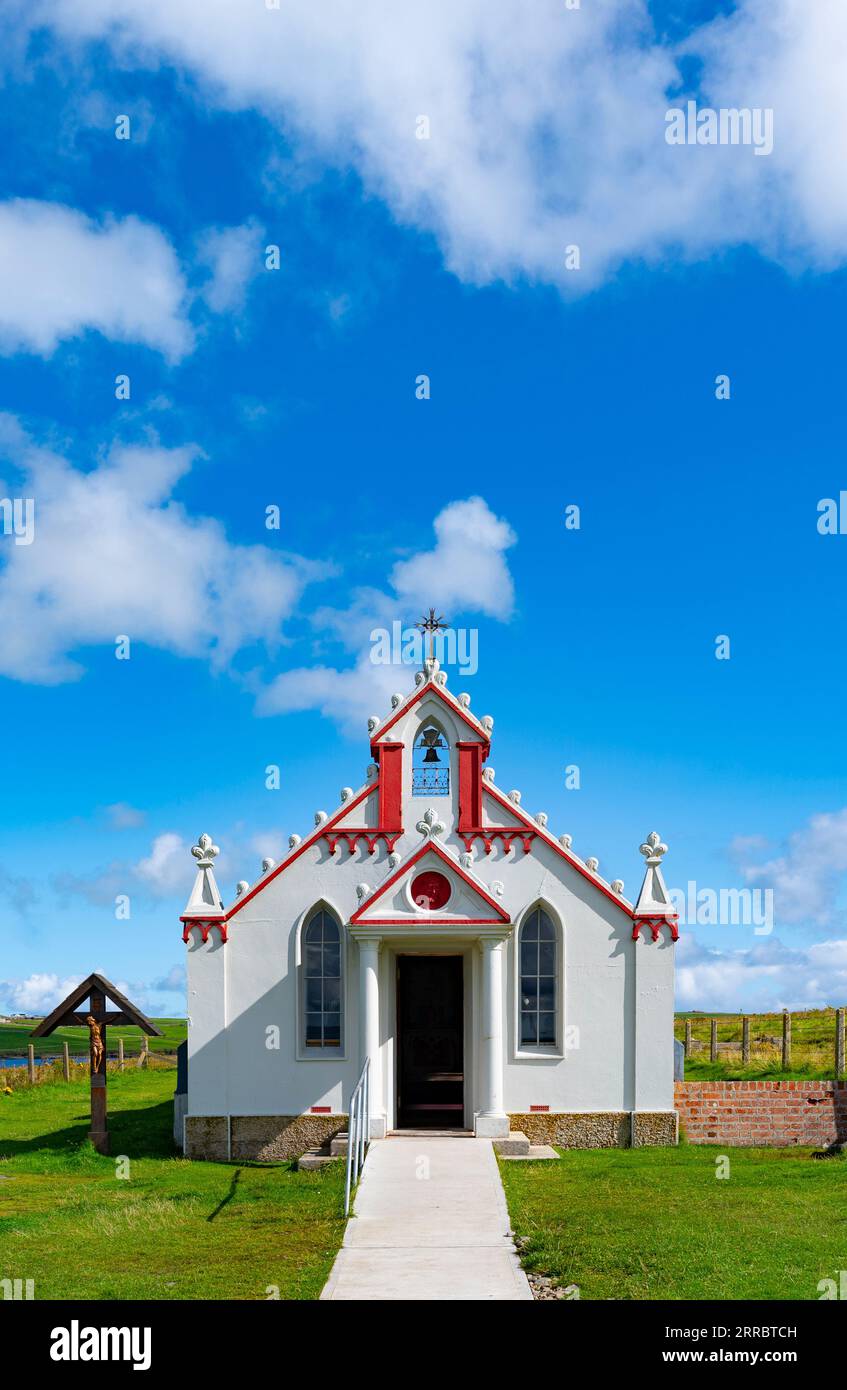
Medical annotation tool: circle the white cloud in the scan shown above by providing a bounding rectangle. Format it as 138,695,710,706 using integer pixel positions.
729,808,847,928
675,934,847,1013
391,497,516,619
0,417,327,684
136,832,188,897
13,0,847,287
0,972,84,1015
257,495,516,731
196,219,265,314
0,199,193,359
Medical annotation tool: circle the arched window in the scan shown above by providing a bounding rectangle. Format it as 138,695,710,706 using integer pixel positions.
519,907,557,1047
412,723,450,796
303,908,342,1049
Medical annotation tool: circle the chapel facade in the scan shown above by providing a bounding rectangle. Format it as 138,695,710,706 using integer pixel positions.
180,656,679,1159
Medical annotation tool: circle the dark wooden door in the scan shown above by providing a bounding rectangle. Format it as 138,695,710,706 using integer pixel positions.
397,956,464,1129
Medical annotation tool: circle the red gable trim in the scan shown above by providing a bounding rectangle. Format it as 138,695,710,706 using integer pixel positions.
371,678,489,748
361,917,507,926
224,783,377,922
350,837,510,924
484,783,633,920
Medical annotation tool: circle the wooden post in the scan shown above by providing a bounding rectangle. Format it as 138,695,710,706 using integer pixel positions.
141,1035,149,1068
782,1009,791,1071
118,1038,125,1072
742,1015,750,1064
710,1018,717,1062
836,1008,845,1079
88,987,109,1154
684,1019,692,1057
27,1043,35,1084
62,1041,70,1082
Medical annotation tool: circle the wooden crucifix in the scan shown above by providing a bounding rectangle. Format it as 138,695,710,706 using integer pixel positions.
30,973,162,1155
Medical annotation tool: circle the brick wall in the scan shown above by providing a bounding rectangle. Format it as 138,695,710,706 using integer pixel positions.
675,1080,847,1147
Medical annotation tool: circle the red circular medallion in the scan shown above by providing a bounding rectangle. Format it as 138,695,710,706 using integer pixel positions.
411,870,452,911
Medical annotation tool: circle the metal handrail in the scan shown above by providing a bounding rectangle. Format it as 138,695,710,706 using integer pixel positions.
344,1056,370,1217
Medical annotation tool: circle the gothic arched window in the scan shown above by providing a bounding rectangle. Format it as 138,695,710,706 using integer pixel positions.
303,908,342,1048
412,724,450,796
519,907,557,1047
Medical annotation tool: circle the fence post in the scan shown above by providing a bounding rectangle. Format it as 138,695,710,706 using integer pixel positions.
27,1043,35,1084
710,1019,717,1063
742,1016,750,1064
836,1008,845,1079
62,1042,70,1082
782,1009,791,1071
141,1036,149,1068
118,1039,125,1072
684,1019,692,1057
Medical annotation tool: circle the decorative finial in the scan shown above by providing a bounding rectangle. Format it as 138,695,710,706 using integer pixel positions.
183,833,225,917
388,851,401,869
356,882,370,902
481,715,494,735
261,857,276,874
458,692,471,708
391,693,404,709
235,880,249,897
483,766,495,782
191,833,219,866
288,833,301,850
340,787,353,803
559,834,572,849
586,857,599,873
509,789,521,804
535,812,548,827
416,807,446,839
611,879,624,895
639,831,668,864
314,810,328,827
367,715,380,734
492,880,505,897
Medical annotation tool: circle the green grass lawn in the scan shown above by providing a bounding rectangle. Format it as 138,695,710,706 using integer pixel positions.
675,1006,845,1080
0,1017,186,1059
0,1069,345,1300
499,1145,847,1300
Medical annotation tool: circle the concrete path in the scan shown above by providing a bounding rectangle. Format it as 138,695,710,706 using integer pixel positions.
320,1136,532,1301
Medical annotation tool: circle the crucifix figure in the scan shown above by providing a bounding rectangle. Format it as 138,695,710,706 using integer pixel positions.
416,607,448,662
86,1013,105,1073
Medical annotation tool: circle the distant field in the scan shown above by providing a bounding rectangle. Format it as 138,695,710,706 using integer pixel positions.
675,1007,845,1080
0,1017,186,1058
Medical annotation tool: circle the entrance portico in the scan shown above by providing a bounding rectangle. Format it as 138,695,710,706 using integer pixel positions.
351,925,510,1139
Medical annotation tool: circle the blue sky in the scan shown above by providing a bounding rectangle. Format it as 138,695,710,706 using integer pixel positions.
1,0,846,1017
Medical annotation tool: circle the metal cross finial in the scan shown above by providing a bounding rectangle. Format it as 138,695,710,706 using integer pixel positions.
416,607,448,660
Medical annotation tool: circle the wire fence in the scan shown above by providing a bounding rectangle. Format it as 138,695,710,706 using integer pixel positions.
675,1007,846,1078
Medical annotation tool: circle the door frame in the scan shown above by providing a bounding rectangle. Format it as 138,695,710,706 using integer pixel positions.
385,943,476,1132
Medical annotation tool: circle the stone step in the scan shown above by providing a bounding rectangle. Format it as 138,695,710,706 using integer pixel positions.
492,1131,530,1157
297,1148,341,1171
329,1133,350,1157
500,1144,560,1161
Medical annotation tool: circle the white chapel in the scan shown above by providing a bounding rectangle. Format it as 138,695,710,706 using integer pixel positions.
179,652,679,1159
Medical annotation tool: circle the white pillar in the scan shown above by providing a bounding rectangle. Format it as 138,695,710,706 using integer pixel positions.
476,937,509,1137
358,939,385,1138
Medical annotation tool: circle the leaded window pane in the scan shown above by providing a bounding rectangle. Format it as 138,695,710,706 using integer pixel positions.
519,908,558,1048
303,911,343,1048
